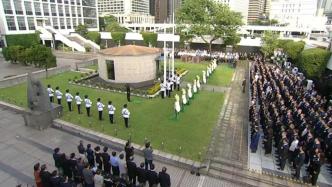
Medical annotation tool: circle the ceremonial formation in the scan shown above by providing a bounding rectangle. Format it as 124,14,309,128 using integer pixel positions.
33,140,170,187
249,58,332,185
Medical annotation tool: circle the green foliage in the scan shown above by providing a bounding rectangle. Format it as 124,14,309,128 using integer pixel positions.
2,45,56,68
250,19,279,25
141,32,158,47
177,0,243,51
75,24,88,38
111,32,126,45
223,33,241,46
103,15,129,32
277,40,305,61
261,31,279,57
297,48,331,80
147,83,161,95
87,31,101,45
5,33,40,48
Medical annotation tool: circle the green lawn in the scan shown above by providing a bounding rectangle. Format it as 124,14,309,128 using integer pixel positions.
173,60,235,87
0,71,224,160
85,64,98,71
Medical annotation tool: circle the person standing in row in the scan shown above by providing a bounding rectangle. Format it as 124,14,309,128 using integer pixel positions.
108,101,116,124
65,89,73,112
97,98,105,121
176,74,181,91
84,95,92,117
55,86,63,105
166,79,171,98
122,104,130,128
47,85,54,103
160,81,166,99
159,167,171,187
143,142,153,170
75,92,82,114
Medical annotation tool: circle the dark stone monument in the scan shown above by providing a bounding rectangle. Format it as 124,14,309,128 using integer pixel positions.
23,73,63,130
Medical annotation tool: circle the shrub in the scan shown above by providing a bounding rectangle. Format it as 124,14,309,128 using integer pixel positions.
87,31,101,45
85,46,91,52
141,32,158,47
111,32,126,46
147,83,161,95
296,48,331,80
278,40,305,61
5,33,40,47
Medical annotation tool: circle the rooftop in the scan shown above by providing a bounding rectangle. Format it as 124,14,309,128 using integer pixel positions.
99,45,161,56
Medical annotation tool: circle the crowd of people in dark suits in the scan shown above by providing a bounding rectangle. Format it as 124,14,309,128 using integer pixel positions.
33,140,171,187
249,57,332,185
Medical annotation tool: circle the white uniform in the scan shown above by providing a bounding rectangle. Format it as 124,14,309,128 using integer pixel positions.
97,102,105,111
108,104,116,114
47,88,54,97
85,98,92,108
75,95,82,105
65,93,73,102
122,108,130,118
55,90,63,99
160,83,166,92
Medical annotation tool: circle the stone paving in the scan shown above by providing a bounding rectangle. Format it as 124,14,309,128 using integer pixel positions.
206,62,249,168
0,57,40,80
0,107,240,187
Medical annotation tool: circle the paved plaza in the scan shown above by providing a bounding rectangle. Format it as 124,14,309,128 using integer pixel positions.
0,107,239,187
0,57,40,80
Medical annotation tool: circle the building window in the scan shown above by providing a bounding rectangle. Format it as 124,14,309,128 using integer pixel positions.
84,18,97,28
3,0,13,14
77,0,81,5
66,18,71,28
24,1,33,15
71,0,75,5
106,60,115,80
34,2,42,16
53,18,59,29
27,17,35,30
43,3,50,16
82,0,95,7
17,16,27,30
83,7,96,18
51,4,57,16
6,16,16,30
65,6,70,16
50,0,55,2
60,18,65,29
57,0,62,3
77,7,82,17
64,0,69,4
58,5,64,16
14,0,23,15
71,6,76,16
72,18,77,27
45,18,51,26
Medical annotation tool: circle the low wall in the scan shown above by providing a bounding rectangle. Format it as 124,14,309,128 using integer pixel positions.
0,65,70,88
75,58,98,69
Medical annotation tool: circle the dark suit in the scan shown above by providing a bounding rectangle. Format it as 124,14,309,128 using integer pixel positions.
50,176,62,187
40,170,52,187
136,167,147,185
127,160,137,185
146,170,159,187
294,152,305,179
101,152,111,173
158,171,171,187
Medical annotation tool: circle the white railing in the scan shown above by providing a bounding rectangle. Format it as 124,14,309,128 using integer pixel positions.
44,26,86,52
69,33,100,51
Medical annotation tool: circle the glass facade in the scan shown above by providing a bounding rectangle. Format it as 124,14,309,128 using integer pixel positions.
1,0,98,32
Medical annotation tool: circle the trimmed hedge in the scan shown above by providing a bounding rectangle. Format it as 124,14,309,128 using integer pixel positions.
278,40,305,61
5,33,40,48
296,48,331,80
111,32,126,46
141,32,158,47
147,83,161,95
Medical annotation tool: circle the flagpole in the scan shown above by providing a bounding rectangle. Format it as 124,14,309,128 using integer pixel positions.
163,23,167,97
172,0,175,78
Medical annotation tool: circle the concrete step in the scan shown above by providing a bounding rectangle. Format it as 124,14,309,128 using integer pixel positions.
211,157,246,170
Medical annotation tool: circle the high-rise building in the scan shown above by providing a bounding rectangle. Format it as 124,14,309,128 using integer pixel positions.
247,0,265,23
150,0,155,16
98,0,154,24
215,0,249,25
155,0,168,23
269,0,326,28
0,0,99,35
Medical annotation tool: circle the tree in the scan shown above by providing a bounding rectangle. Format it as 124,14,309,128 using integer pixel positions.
111,32,126,46
103,15,129,33
261,31,279,58
177,0,243,52
277,40,305,62
87,31,101,44
141,32,158,47
75,24,88,38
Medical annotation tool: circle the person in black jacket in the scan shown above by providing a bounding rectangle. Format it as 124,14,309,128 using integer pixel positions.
40,164,52,187
77,140,86,158
158,167,171,187
101,146,111,174
86,144,95,167
95,146,103,170
68,153,77,179
127,156,137,186
125,141,134,161
294,146,305,179
53,148,62,172
146,164,158,187
136,162,147,187
50,170,62,187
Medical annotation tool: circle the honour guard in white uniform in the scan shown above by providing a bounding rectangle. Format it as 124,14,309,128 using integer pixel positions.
65,89,73,111
122,104,130,128
84,95,92,117
55,86,63,105
97,98,105,121
75,92,82,114
108,101,116,124
47,85,54,103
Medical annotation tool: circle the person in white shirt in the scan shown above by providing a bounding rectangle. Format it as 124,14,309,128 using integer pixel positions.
289,136,299,165
55,86,63,105
84,95,92,117
47,84,54,103
97,98,105,121
75,92,82,114
65,89,73,111
160,81,166,99
166,79,171,98
122,104,130,128
108,101,116,124
176,74,181,91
